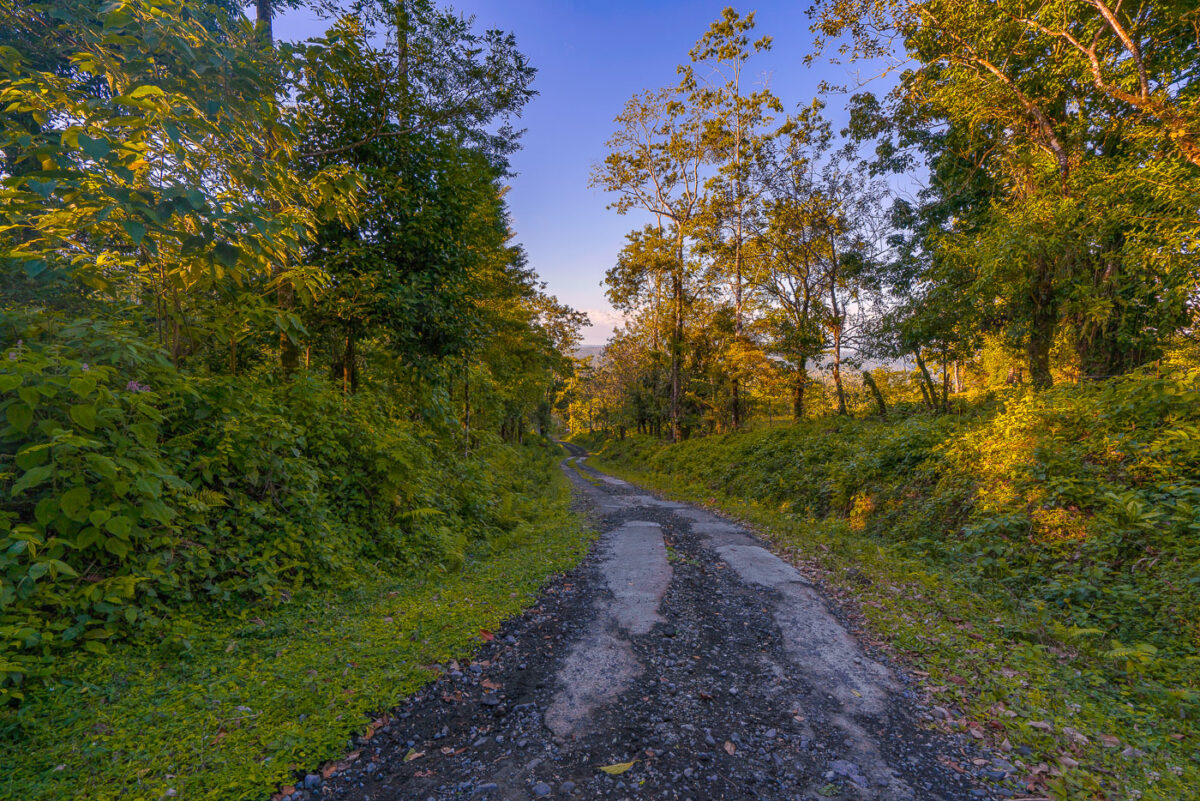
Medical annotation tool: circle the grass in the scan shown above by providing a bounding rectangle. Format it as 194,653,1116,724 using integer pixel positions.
579,412,1200,801
0,455,592,801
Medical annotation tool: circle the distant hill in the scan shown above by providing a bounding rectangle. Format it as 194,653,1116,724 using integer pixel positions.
574,345,605,361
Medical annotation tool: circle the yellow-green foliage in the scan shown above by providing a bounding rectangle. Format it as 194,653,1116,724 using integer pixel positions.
579,369,1200,799
0,443,589,801
0,316,568,704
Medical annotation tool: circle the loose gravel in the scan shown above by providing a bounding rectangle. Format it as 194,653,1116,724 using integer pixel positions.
308,447,1015,801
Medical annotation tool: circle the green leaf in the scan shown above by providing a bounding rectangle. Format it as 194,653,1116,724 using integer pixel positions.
69,404,97,432
213,241,240,268
78,134,111,161
185,188,206,210
34,497,57,526
0,375,21,392
26,178,56,198
69,376,97,398
21,258,48,278
59,486,93,523
128,85,165,99
12,465,53,496
27,562,48,580
52,560,79,578
84,453,119,480
122,220,146,244
104,538,130,559
104,516,132,538
14,444,49,470
5,402,34,433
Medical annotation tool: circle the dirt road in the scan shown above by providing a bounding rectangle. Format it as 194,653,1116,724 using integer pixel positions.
317,446,1004,800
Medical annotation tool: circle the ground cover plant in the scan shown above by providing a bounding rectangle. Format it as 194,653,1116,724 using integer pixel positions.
1,2,590,799
1,440,589,801
577,369,1200,800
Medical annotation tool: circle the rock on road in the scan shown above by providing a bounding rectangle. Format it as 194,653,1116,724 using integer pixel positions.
315,445,1003,801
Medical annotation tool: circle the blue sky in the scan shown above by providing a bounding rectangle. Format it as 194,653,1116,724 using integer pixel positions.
273,1,885,344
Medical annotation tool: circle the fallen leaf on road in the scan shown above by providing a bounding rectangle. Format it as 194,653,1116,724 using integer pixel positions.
1028,720,1052,730
1098,734,1120,748
404,749,424,762
817,784,839,797
481,678,501,691
723,741,736,755
479,629,495,642
598,760,636,775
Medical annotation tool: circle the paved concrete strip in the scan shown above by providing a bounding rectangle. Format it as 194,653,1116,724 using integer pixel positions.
710,541,896,713
714,543,810,588
544,520,671,739
604,521,672,635
712,524,909,797
622,493,688,509
597,475,630,486
543,632,640,739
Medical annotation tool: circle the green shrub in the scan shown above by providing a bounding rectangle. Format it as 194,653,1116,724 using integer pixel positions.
586,369,1200,677
0,313,552,703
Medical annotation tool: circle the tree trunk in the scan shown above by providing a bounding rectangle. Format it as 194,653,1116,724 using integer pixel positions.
254,0,273,42
831,339,847,416
463,364,471,457
862,370,887,417
940,352,950,411
341,329,356,395
256,0,300,376
914,350,938,410
670,240,684,444
1027,257,1056,389
917,374,933,407
828,246,846,416
792,359,808,421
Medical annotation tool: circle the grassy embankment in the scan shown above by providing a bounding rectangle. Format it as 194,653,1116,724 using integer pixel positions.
576,371,1200,800
1,441,590,801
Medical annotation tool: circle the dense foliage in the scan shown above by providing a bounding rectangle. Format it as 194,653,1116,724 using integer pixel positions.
586,372,1200,660
3,440,588,801
0,0,584,704
568,2,1200,437
580,368,1200,798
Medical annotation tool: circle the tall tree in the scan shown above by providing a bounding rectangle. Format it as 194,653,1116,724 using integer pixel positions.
592,88,707,442
682,8,781,428
810,0,1200,386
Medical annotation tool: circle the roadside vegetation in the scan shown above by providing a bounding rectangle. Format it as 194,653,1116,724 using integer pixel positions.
565,6,1200,798
577,368,1200,800
2,2,588,799
3,442,589,801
